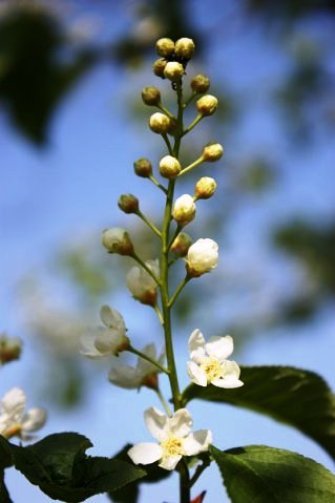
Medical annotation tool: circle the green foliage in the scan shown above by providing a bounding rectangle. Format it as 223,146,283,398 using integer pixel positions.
211,444,335,503
183,366,335,459
4,433,145,502
0,7,94,144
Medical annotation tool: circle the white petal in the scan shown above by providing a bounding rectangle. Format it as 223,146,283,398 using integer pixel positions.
187,361,207,387
137,344,157,374
188,329,206,362
212,377,244,389
159,454,182,471
22,408,47,432
94,329,119,354
108,363,140,389
144,407,168,441
205,335,233,360
212,360,244,388
1,388,25,420
100,306,125,332
80,335,105,358
128,442,162,465
183,430,212,456
168,408,192,438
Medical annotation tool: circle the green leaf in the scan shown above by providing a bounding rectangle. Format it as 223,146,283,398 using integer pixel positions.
11,433,145,502
0,436,13,470
183,366,335,459
0,475,13,503
211,444,335,503
108,444,171,503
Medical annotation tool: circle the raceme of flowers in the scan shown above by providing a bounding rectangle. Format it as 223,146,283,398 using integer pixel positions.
128,407,212,471
0,387,46,440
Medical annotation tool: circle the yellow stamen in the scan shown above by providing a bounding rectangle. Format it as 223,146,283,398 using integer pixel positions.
200,357,222,382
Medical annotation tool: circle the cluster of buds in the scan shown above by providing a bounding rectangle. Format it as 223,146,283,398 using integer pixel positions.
153,37,195,81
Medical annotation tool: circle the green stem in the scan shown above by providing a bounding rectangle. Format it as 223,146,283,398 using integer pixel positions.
179,460,191,503
136,209,162,238
168,224,182,250
158,103,175,120
168,276,190,308
149,174,168,194
182,113,203,136
190,458,211,488
162,133,173,155
132,252,161,286
155,387,172,416
178,156,204,177
183,91,197,108
154,304,164,325
128,345,169,375
160,179,182,409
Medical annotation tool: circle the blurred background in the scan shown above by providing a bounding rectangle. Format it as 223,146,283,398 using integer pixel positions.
1,0,335,501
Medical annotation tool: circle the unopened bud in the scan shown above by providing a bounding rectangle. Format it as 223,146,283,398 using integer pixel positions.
195,177,217,199
164,61,184,81
186,238,219,277
134,158,152,178
159,155,181,179
202,143,224,162
196,94,218,116
149,112,171,134
118,194,139,214
141,86,161,106
0,334,22,364
156,38,175,57
171,232,192,256
102,228,134,256
153,58,167,78
172,194,196,226
175,37,195,59
191,74,210,94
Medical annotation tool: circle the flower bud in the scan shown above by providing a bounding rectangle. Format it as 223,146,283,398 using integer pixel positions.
141,86,161,106
186,238,219,277
164,61,184,81
102,228,134,256
196,94,218,116
191,74,210,94
202,143,224,162
175,37,195,59
118,194,139,214
0,334,22,364
170,232,192,256
134,158,152,178
159,155,181,179
149,112,171,134
153,58,167,78
194,177,217,199
172,194,196,226
127,259,159,306
156,37,175,57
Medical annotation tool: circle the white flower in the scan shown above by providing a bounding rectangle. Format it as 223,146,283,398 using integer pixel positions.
80,305,129,358
187,329,243,388
108,344,165,389
102,227,134,256
0,388,46,440
186,238,219,276
128,407,212,471
172,194,196,226
126,259,159,306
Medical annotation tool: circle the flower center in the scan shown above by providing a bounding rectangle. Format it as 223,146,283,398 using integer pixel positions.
161,436,184,457
200,357,222,382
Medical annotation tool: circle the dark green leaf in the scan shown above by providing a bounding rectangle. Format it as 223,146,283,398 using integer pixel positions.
211,444,335,503
183,366,335,459
0,436,13,469
108,444,171,503
11,433,145,502
0,474,13,503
